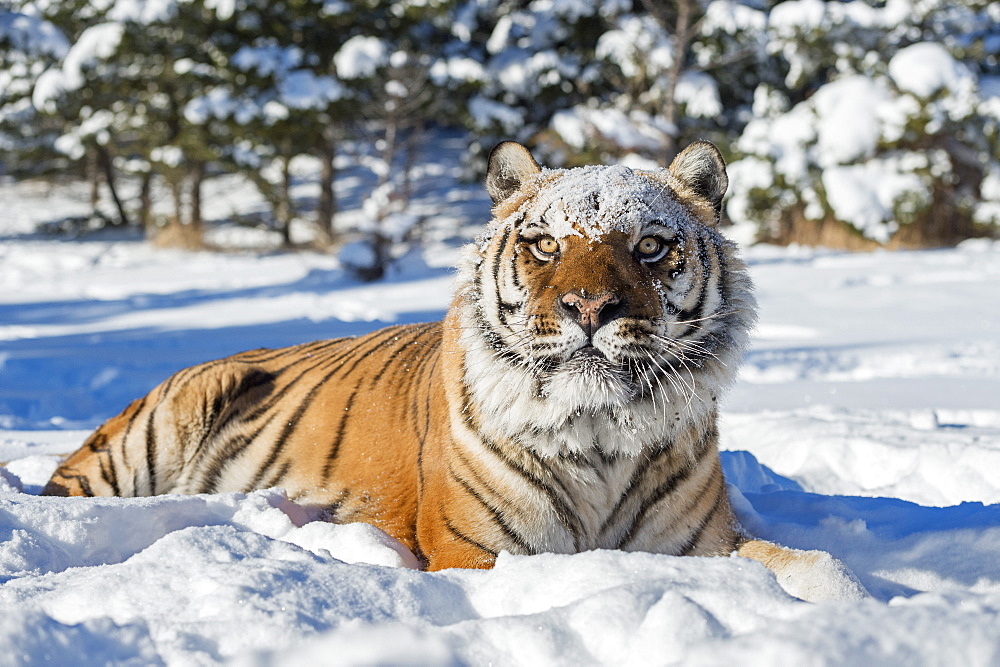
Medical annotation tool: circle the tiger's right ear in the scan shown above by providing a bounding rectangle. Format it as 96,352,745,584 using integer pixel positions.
486,141,541,204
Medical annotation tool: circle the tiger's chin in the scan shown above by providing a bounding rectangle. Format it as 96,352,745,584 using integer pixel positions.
540,350,638,411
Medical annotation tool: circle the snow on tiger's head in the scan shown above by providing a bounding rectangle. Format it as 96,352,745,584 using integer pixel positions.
457,141,756,432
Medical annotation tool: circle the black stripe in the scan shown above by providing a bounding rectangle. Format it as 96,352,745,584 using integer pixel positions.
234,338,344,365
452,445,545,541
91,433,121,496
243,327,407,490
509,240,523,289
369,323,436,386
482,437,582,544
678,478,725,556
444,515,498,557
618,431,715,547
677,233,711,337
449,465,532,553
599,459,650,537
134,365,197,494
189,368,276,463
58,471,95,496
415,347,441,547
315,489,351,522
228,349,355,428
457,387,581,541
117,396,148,472
255,459,293,492
331,325,417,386
143,407,159,495
600,446,675,539
321,386,359,479
214,329,399,439
491,231,515,325
197,413,279,493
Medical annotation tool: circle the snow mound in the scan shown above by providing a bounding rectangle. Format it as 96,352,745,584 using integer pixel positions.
889,42,972,99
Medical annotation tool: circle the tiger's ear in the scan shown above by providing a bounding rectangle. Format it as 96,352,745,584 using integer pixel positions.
667,141,728,221
486,141,541,204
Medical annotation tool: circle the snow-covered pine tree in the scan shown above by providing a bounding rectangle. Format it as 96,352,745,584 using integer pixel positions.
184,0,357,246
331,0,462,280
459,0,773,169
12,0,237,241
0,8,69,181
726,0,1000,248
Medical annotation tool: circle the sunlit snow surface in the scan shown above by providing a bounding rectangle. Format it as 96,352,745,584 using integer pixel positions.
1,177,1000,664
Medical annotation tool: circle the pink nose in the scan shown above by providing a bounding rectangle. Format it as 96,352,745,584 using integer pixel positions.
560,292,621,337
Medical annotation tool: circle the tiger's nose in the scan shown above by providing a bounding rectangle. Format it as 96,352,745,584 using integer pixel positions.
560,291,622,337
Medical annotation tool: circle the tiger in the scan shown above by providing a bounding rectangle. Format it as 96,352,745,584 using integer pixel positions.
44,140,867,602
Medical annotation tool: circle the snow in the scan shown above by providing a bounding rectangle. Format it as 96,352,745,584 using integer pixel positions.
333,35,388,80
428,56,485,86
106,0,179,24
278,70,345,110
701,0,766,35
811,76,888,165
232,44,303,77
550,107,671,154
0,12,70,58
727,36,995,240
595,15,673,78
675,71,723,118
888,42,972,100
821,158,927,242
2,166,1000,663
31,22,124,112
468,95,525,134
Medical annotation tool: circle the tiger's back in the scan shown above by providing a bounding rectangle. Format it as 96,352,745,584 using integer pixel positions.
45,323,446,551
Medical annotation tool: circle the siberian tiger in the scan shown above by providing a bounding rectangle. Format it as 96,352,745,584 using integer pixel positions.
44,141,867,601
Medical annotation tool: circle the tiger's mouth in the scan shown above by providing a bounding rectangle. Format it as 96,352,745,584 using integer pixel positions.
571,344,606,359
539,344,638,409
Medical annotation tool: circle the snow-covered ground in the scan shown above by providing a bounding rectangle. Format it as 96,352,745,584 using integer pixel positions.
1,169,999,664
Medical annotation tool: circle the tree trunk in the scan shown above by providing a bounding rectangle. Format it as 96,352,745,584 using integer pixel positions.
277,157,294,246
88,151,100,214
316,131,337,246
139,172,153,234
642,0,695,163
95,144,131,227
171,177,184,226
189,161,204,233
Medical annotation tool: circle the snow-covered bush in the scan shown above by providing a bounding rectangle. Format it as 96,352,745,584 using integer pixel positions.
727,0,1000,247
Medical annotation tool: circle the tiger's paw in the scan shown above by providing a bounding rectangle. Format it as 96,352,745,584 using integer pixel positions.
736,539,870,603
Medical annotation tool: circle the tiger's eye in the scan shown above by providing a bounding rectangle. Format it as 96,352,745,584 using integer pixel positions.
636,236,663,257
535,237,559,255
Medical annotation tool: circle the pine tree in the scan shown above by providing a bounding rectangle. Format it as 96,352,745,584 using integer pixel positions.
726,0,1000,247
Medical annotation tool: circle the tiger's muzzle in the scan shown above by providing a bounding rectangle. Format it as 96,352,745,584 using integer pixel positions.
559,291,624,340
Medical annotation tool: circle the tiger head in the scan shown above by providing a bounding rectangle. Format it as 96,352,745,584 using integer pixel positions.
452,141,756,456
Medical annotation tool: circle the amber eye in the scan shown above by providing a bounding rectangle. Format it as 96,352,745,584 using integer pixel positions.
534,237,560,256
636,236,666,260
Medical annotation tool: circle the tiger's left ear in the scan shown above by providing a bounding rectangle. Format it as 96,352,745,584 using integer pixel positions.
667,141,729,225
486,141,541,204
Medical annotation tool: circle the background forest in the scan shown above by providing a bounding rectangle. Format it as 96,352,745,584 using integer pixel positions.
2,0,1000,275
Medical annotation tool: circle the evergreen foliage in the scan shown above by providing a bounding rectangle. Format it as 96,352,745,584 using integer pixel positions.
1,0,998,261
